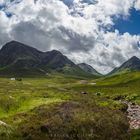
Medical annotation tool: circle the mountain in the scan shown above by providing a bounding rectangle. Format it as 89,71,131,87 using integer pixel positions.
40,50,75,70
0,41,43,67
108,56,140,75
0,41,96,78
77,63,102,76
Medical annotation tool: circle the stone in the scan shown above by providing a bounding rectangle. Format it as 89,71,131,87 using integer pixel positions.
81,91,88,94
40,125,49,133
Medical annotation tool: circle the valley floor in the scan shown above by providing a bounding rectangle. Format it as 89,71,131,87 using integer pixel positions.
0,73,140,140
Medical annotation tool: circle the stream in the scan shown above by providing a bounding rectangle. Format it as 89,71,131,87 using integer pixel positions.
121,101,140,129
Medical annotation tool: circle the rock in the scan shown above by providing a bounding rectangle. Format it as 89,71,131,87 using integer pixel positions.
81,91,88,94
131,102,136,105
0,121,12,137
113,95,126,100
23,132,29,137
0,121,9,127
40,125,49,133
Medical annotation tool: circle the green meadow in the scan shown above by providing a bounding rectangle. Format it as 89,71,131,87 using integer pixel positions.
0,72,140,140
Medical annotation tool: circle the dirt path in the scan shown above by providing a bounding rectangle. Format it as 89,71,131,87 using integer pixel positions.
122,101,140,129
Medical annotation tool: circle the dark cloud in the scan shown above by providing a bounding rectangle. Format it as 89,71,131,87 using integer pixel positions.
59,27,96,52
10,21,51,51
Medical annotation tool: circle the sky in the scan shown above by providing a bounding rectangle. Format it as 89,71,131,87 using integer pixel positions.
114,8,140,35
0,0,140,74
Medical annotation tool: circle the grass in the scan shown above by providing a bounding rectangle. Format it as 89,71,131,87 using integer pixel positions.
96,71,140,85
0,72,140,139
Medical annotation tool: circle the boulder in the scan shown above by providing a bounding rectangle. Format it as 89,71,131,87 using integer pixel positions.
40,125,49,133
81,91,88,94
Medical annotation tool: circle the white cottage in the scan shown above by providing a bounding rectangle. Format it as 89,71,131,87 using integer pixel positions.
10,78,16,81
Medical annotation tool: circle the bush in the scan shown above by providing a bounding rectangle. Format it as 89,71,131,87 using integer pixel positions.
16,78,22,81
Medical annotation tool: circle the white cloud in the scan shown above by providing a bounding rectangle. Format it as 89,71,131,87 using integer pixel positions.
67,30,140,73
134,0,140,10
0,10,11,45
0,0,4,3
0,0,140,74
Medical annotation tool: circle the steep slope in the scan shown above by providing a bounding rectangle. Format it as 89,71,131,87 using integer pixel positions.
0,41,44,76
108,56,140,75
0,41,43,67
40,50,75,70
0,41,96,78
40,50,94,78
78,63,102,76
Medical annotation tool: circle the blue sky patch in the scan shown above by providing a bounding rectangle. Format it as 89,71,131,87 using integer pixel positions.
114,8,140,35
0,4,6,10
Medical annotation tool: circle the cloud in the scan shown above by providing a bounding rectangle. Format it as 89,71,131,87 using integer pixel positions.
0,10,11,45
135,0,140,10
0,0,140,74
0,0,4,4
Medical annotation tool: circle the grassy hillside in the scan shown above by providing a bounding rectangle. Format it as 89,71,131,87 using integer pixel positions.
1,72,140,139
77,63,102,76
60,65,99,79
108,56,140,75
97,71,140,85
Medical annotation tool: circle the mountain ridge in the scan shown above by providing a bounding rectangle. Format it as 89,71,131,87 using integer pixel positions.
77,63,102,76
108,56,140,75
0,41,98,78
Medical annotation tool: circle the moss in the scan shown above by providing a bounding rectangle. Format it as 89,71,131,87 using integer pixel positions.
131,129,140,140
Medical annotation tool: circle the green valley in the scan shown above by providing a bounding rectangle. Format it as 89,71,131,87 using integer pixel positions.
0,72,140,140
0,41,140,140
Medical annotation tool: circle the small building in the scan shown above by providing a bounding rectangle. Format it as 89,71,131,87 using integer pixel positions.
10,78,16,81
